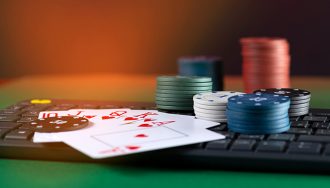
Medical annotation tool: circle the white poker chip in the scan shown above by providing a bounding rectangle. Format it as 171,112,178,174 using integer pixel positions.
193,91,244,106
193,102,227,110
194,106,226,115
194,111,227,119
195,115,227,123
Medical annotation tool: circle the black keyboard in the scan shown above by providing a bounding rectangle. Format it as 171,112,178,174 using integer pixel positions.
2,99,330,172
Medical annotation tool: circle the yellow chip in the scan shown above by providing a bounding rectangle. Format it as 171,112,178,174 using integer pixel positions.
30,99,52,104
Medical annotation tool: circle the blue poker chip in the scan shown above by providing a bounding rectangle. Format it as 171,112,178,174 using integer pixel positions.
226,115,289,126
228,124,290,134
226,93,291,134
226,109,288,121
227,118,289,130
227,93,290,110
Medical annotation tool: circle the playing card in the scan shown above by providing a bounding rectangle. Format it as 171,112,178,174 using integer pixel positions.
57,113,223,159
33,109,130,143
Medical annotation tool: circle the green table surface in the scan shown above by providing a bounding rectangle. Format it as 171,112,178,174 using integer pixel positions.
1,74,330,188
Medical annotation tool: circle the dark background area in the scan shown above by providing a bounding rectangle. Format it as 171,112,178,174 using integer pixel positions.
0,0,330,78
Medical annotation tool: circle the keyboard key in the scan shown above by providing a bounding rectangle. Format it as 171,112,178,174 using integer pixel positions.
288,142,322,155
24,105,51,111
323,144,330,155
18,124,36,130
206,140,231,150
46,106,71,111
4,129,34,140
22,111,40,117
286,128,312,135
256,141,286,152
291,121,309,128
231,139,256,151
268,134,295,141
298,135,330,143
0,109,22,116
0,122,21,129
238,134,265,140
303,116,327,122
315,129,330,136
0,128,10,138
55,104,76,108
312,122,330,129
0,116,19,122
17,117,37,123
6,104,27,110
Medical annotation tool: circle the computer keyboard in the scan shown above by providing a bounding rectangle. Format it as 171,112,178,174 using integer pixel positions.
2,99,330,172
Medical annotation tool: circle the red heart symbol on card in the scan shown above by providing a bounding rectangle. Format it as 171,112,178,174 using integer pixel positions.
143,118,154,122
102,116,115,120
84,115,96,119
135,134,148,138
125,117,138,121
138,123,152,127
126,145,140,150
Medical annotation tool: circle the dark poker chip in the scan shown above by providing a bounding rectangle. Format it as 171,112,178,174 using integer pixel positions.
30,116,89,133
254,88,311,100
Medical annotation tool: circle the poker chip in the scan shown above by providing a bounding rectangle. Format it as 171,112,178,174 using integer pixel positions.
194,106,227,115
290,103,310,109
156,76,212,111
227,93,290,110
195,115,227,123
177,56,224,90
157,76,212,83
156,100,193,106
254,88,311,116
30,116,89,133
226,93,290,134
193,91,243,123
193,91,244,106
157,89,213,95
194,111,227,119
155,97,193,102
194,103,227,110
240,37,291,93
157,85,212,91
155,104,194,111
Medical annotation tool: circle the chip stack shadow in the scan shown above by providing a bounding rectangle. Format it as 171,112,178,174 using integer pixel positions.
156,76,212,111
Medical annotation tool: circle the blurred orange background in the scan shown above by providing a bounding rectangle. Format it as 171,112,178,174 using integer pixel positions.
1,0,236,77
1,0,330,78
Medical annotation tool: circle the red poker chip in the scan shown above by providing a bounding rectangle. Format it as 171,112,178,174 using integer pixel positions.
240,37,291,93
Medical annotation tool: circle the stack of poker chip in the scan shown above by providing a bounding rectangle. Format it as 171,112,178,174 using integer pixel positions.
240,37,291,93
254,88,311,117
156,76,212,111
226,93,291,134
193,91,244,123
177,56,224,91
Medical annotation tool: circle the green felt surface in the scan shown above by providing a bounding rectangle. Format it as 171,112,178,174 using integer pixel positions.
1,75,330,188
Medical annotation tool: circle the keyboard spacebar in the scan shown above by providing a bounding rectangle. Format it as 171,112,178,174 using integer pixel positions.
298,135,330,143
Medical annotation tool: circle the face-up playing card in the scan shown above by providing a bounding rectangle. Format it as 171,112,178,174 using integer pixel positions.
55,112,223,159
33,109,223,159
33,109,130,143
